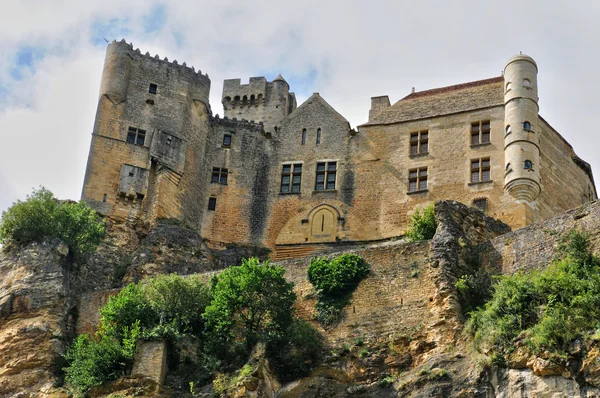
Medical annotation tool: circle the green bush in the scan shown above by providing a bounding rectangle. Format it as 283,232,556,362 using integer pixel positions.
455,267,494,315
308,254,369,296
307,254,369,326
64,322,140,395
0,187,105,258
144,274,210,338
203,258,297,364
405,203,436,242
65,274,211,394
467,230,600,356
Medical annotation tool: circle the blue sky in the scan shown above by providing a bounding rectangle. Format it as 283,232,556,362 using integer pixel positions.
1,0,599,216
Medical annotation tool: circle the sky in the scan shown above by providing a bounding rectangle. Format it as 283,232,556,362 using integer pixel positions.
1,0,599,215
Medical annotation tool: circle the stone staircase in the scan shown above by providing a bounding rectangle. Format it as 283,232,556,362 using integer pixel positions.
270,245,323,261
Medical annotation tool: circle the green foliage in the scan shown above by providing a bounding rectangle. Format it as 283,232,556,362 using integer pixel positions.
65,274,211,394
455,267,494,315
203,258,297,363
405,203,436,242
144,274,210,339
0,187,105,258
307,254,370,326
467,230,600,357
308,254,370,296
267,319,324,382
63,322,140,395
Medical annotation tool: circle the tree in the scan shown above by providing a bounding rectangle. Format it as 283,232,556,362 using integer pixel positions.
0,187,105,258
203,258,296,361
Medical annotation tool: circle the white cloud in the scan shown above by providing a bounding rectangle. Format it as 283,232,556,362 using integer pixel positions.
0,0,599,216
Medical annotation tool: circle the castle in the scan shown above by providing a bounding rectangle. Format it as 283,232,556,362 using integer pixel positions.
82,40,597,255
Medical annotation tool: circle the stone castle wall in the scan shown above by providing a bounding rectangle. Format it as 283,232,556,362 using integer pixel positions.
81,43,596,252
477,199,600,275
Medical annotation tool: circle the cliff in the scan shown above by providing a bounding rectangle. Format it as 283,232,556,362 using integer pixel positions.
1,200,599,397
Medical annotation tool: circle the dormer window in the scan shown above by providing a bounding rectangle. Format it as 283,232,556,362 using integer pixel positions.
523,121,532,131
149,83,157,94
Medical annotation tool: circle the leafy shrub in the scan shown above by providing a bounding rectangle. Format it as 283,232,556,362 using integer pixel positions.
64,322,140,395
267,319,324,382
203,258,297,364
455,267,494,315
307,254,369,326
467,230,600,356
405,203,436,242
0,187,105,258
144,274,210,338
308,254,370,296
65,274,211,394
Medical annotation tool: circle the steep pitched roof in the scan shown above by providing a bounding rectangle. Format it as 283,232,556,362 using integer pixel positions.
361,76,504,126
288,92,349,125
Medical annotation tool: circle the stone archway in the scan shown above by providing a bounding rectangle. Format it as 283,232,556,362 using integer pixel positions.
310,207,335,240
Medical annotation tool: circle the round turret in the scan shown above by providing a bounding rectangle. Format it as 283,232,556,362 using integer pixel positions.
503,54,541,202
99,40,133,103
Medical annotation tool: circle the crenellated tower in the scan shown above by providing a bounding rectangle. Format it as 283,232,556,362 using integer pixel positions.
82,39,212,226
503,54,541,202
221,75,297,132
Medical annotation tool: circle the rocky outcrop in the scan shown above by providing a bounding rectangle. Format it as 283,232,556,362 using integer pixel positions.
0,240,75,397
2,200,600,397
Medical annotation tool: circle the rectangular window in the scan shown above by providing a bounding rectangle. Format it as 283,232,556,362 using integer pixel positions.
473,198,488,213
408,167,428,192
211,167,228,185
471,120,491,145
410,130,429,155
223,134,232,147
280,163,303,193
208,197,217,211
126,127,146,146
315,161,337,191
149,83,158,94
471,158,491,183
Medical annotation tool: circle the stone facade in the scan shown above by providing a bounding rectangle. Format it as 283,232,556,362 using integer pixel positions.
82,40,596,253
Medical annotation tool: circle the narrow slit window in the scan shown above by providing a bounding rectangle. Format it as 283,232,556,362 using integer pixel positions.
301,128,306,145
103,194,107,203
316,128,321,145
315,161,337,191
523,121,532,131
524,160,533,170
408,167,428,192
208,197,217,211
149,83,158,94
223,134,232,147
506,125,511,135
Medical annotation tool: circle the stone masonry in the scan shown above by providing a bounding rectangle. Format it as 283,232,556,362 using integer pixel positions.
82,40,596,255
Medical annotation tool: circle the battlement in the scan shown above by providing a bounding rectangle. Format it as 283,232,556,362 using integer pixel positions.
111,39,210,82
210,114,265,134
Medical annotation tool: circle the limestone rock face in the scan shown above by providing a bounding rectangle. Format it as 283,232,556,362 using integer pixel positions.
0,240,74,397
492,368,600,398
